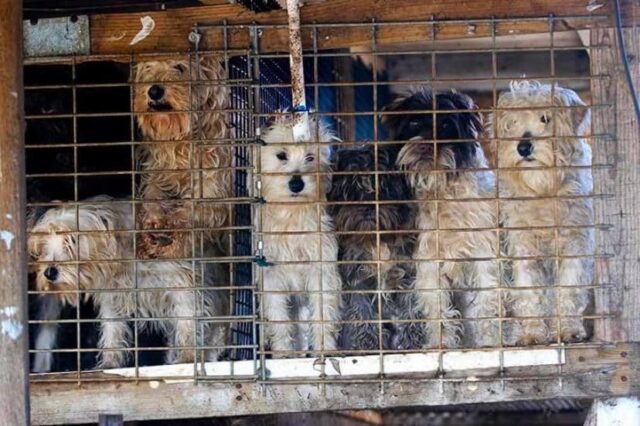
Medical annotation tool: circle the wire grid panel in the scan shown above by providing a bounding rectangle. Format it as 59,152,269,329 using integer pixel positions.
192,16,617,383
25,52,254,380
25,14,621,390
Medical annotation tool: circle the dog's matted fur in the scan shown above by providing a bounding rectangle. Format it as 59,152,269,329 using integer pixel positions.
329,143,426,351
133,55,232,259
259,113,342,356
492,81,594,345
386,88,501,348
28,196,229,368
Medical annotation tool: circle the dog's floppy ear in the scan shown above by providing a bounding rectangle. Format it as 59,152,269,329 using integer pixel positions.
555,88,591,136
382,89,434,141
381,94,406,139
447,90,484,140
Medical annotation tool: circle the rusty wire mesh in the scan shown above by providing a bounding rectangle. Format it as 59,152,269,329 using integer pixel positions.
24,15,619,389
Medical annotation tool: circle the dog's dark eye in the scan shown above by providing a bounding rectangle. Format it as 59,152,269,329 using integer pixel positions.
305,154,315,163
540,114,550,124
174,64,187,73
276,151,288,161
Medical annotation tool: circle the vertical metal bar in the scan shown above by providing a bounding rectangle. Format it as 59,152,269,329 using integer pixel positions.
285,0,310,142
430,16,445,396
129,53,140,381
71,57,81,382
222,19,236,363
0,0,30,423
190,37,200,378
370,18,385,385
310,23,327,370
548,14,564,391
250,25,265,379
490,17,506,394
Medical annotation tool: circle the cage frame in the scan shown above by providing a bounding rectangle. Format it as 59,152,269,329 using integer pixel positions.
0,0,638,424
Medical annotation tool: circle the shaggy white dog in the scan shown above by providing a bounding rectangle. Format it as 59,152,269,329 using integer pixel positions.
29,196,228,370
258,113,342,357
492,81,594,345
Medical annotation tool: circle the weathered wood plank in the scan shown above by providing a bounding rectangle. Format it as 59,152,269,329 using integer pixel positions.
88,0,615,55
30,344,639,425
591,26,640,342
0,0,30,425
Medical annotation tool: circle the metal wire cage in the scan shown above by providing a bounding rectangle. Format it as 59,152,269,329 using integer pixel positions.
23,11,636,420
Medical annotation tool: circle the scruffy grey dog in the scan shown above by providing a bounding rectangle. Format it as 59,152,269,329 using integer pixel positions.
329,143,426,351
492,81,594,345
386,88,501,349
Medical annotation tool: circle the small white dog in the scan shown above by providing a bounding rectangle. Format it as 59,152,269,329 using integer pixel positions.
258,113,342,356
29,196,229,370
493,81,594,345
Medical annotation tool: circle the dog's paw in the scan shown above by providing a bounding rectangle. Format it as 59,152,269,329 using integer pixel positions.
516,333,547,346
32,353,53,373
515,320,549,346
558,322,587,343
166,348,195,364
97,351,126,369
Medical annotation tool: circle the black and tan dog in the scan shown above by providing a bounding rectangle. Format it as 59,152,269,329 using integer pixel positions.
385,88,501,348
330,142,425,351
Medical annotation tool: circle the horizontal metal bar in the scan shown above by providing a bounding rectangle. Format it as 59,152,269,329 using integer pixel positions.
196,14,610,30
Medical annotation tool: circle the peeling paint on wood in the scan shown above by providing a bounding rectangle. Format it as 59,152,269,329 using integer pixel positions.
1,319,23,340
0,230,15,250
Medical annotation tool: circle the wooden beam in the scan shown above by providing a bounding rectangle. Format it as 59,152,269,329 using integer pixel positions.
87,0,616,55
0,0,30,425
590,25,640,342
30,344,639,425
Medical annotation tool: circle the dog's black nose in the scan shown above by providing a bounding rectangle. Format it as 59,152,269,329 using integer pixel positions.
517,132,533,157
148,85,165,101
288,175,305,194
44,266,58,282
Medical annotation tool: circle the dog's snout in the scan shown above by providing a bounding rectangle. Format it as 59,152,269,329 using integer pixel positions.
288,175,305,194
517,132,533,157
148,85,165,101
44,266,59,282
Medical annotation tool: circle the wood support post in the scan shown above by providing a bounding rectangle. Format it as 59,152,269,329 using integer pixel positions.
0,0,29,425
591,24,640,342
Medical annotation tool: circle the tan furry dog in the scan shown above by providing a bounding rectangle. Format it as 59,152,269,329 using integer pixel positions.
387,89,501,349
28,196,229,368
492,81,594,345
133,55,232,259
259,113,342,356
